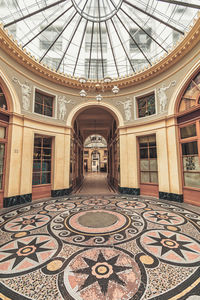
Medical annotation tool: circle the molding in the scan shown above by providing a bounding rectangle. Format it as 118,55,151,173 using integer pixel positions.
51,187,72,197
159,191,183,203
3,193,32,207
119,187,140,195
0,16,200,90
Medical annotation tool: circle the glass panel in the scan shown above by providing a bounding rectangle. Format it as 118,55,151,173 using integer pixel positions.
0,144,5,159
150,159,157,171
33,147,41,159
0,127,5,139
180,124,196,139
0,94,7,110
42,148,51,159
41,172,51,184
150,172,158,183
140,148,148,159
34,137,42,147
139,143,148,148
32,172,41,185
42,160,51,171
0,174,3,189
184,172,200,188
183,156,200,172
182,142,198,155
141,172,150,183
0,162,3,174
44,95,53,106
149,147,157,158
35,92,43,104
34,103,43,114
44,105,53,117
140,159,149,171
43,138,52,148
33,160,41,172
139,136,149,143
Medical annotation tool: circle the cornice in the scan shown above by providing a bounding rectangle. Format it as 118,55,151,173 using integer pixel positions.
0,16,200,91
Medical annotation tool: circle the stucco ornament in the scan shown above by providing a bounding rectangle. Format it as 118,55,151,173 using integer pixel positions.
12,77,31,111
117,97,132,121
58,96,75,120
157,80,176,112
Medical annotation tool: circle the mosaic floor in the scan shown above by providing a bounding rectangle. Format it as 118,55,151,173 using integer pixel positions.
0,195,200,300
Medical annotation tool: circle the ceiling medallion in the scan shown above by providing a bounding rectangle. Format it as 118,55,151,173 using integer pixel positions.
71,0,123,22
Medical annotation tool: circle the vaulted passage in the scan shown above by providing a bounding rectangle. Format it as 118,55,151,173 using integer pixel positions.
70,106,120,193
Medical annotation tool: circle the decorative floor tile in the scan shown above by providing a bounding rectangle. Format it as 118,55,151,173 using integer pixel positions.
0,194,200,299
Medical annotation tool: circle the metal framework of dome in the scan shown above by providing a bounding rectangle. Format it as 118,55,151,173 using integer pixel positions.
0,0,199,80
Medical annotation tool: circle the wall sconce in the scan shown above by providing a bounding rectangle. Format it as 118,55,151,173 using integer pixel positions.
80,89,87,97
96,94,103,102
112,85,120,94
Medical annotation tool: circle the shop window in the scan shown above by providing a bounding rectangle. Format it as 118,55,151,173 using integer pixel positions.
104,150,107,156
130,28,152,51
139,135,158,184
32,136,52,185
34,90,54,117
178,71,200,112
137,93,155,118
180,122,200,188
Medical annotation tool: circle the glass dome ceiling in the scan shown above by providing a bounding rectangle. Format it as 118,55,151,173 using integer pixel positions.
0,0,199,80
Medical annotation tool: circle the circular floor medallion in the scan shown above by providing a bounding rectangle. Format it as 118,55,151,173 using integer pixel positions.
65,209,130,235
0,234,59,277
59,247,144,300
139,230,200,266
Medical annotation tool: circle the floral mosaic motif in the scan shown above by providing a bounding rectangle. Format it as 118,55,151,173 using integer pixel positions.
0,235,59,276
143,210,185,225
44,202,76,212
116,200,147,210
3,214,50,232
59,247,144,300
139,230,200,266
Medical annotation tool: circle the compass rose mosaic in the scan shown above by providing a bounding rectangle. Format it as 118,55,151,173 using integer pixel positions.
0,195,200,299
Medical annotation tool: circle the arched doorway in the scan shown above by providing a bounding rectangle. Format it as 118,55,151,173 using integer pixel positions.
176,68,200,206
0,85,10,207
70,106,120,192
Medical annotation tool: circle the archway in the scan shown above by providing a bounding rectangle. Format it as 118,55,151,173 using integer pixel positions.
69,105,121,193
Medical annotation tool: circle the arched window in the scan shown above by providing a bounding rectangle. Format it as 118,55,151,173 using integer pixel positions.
178,71,200,113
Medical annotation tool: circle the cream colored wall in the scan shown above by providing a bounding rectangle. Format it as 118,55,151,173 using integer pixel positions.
119,117,182,194
5,114,71,198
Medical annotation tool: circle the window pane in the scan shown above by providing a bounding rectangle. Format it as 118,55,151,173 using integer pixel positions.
149,147,157,158
32,172,41,185
35,103,43,114
33,160,41,172
150,172,158,183
41,172,51,184
182,142,198,155
180,124,196,139
150,159,157,171
140,148,148,159
0,127,6,139
34,137,42,147
42,160,51,172
141,172,150,183
184,172,200,188
140,159,149,171
0,174,3,189
33,147,41,159
0,144,5,159
44,105,52,117
42,148,51,159
35,92,43,104
183,156,200,172
43,138,52,148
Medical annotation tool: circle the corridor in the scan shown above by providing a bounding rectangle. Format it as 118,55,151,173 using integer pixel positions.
75,172,115,195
